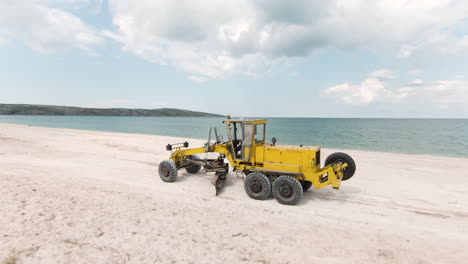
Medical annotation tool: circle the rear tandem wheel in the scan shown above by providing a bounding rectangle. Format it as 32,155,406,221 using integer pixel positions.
272,176,303,205
244,172,272,200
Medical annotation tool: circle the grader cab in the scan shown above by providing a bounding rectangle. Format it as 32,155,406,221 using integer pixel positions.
158,119,356,205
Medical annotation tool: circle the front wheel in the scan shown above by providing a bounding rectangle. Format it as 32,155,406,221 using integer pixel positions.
272,176,303,205
324,152,356,181
158,160,178,182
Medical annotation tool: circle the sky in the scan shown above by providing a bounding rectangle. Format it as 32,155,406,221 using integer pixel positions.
1,0,468,118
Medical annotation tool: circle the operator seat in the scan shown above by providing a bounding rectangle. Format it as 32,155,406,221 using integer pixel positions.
233,139,242,158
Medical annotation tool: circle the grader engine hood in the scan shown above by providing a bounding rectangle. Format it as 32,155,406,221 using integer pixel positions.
258,145,321,173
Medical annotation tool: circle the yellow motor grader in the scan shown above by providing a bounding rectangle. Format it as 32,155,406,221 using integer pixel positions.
158,119,356,205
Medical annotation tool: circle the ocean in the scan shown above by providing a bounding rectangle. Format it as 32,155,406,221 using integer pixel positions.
0,116,467,158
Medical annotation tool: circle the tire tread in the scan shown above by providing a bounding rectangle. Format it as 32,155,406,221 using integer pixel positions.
244,172,272,200
272,176,303,205
159,160,178,182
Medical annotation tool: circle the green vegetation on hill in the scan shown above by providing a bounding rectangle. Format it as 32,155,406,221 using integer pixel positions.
0,104,223,117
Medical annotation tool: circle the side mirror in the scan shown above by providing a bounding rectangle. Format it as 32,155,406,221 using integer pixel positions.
272,137,277,146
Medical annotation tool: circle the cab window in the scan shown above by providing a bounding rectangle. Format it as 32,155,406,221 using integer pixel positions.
242,123,254,143
230,123,241,140
255,124,265,143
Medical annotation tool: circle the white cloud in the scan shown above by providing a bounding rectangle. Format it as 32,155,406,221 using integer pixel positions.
324,72,468,108
370,69,394,79
321,70,398,104
415,80,468,106
411,79,424,85
104,0,468,79
323,78,389,105
2,0,468,80
0,0,102,52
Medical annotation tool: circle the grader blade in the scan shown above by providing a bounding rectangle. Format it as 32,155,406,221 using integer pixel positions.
212,171,227,196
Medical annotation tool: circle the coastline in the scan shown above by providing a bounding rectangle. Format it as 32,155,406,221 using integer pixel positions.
1,116,467,158
1,122,467,160
1,123,468,263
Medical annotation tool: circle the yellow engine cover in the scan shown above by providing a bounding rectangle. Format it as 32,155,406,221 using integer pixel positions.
256,145,321,174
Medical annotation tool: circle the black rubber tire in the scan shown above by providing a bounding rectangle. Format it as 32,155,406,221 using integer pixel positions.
324,152,356,181
272,176,303,205
244,172,272,200
184,155,201,174
158,160,178,182
301,181,313,192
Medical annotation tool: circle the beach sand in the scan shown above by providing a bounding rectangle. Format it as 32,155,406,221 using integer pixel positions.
1,123,467,264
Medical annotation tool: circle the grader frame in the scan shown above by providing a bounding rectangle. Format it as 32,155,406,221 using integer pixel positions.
159,119,356,205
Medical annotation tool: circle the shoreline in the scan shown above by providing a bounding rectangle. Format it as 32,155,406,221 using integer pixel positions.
1,114,467,119
1,122,467,160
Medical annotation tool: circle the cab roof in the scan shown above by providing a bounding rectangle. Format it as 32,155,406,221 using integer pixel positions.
223,119,266,124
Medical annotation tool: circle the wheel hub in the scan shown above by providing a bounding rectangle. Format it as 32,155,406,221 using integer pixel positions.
160,165,169,177
279,183,293,198
335,159,347,171
250,180,263,193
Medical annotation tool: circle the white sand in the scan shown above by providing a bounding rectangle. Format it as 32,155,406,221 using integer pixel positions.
1,123,467,264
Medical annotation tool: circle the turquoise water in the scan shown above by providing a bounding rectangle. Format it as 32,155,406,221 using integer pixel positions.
0,116,467,158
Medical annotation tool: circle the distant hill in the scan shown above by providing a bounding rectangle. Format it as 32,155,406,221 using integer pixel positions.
0,104,223,117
